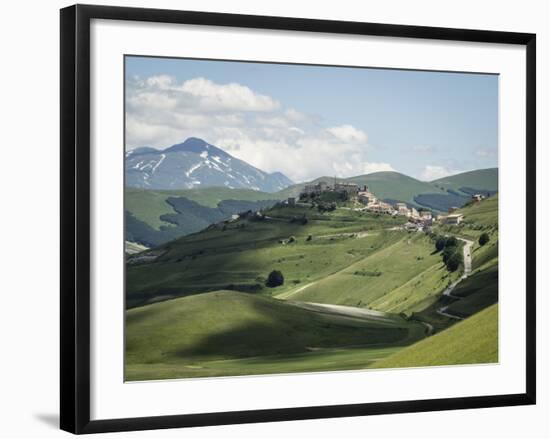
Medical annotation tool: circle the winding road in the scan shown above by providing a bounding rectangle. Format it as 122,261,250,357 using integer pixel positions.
436,237,474,320
289,301,433,340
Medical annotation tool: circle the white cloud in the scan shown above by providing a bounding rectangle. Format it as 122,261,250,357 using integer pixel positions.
126,75,392,182
288,126,305,135
327,124,368,143
215,114,244,126
255,115,290,128
212,130,391,182
361,162,396,174
420,165,461,181
127,91,178,111
179,77,280,112
145,74,173,89
284,108,309,123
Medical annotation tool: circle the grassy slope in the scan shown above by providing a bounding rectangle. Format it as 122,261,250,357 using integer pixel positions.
283,233,461,315
431,168,498,193
369,262,460,314
460,194,499,227
446,259,498,317
125,290,425,380
125,188,177,230
126,187,278,230
126,205,406,307
472,239,498,270
167,187,278,208
434,194,498,241
348,172,442,204
373,304,498,368
435,202,498,279
126,189,499,380
415,195,499,326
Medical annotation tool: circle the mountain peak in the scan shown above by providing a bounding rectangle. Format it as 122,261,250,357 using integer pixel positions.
126,137,293,193
164,137,217,155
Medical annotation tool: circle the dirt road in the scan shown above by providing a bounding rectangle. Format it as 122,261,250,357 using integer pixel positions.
436,237,474,320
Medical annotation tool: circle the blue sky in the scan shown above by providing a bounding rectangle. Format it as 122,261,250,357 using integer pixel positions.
125,56,498,182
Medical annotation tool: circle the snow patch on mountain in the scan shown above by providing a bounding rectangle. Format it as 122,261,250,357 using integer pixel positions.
126,137,293,192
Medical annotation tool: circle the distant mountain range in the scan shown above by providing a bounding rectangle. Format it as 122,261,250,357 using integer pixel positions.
125,168,497,249
126,137,293,193
278,168,498,212
125,138,497,248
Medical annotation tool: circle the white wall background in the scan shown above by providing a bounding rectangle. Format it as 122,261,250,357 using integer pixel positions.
0,0,547,437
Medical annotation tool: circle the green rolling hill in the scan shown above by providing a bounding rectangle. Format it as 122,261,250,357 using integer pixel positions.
276,169,498,213
126,204,406,308
125,192,499,380
276,171,442,205
348,172,443,204
373,304,498,368
125,187,279,247
278,233,462,315
431,168,498,195
125,168,498,248
412,194,499,328
125,290,426,380
127,187,277,219
459,193,499,229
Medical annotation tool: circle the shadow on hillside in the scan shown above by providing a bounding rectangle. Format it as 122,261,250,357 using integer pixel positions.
170,296,413,361
126,212,315,308
412,261,498,332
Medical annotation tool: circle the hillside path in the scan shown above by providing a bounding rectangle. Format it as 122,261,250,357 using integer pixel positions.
276,238,405,300
290,301,400,323
289,301,430,346
436,237,474,320
316,231,374,239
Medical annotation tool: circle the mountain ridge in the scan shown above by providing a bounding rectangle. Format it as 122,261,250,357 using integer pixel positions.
126,137,294,193
275,168,497,211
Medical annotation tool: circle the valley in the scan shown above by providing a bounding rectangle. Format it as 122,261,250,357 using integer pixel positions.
120,48,501,383
125,186,499,380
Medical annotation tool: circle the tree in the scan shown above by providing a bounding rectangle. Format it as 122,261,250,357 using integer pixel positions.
445,236,458,247
435,236,446,252
479,232,490,246
442,246,455,264
266,270,284,287
446,252,462,272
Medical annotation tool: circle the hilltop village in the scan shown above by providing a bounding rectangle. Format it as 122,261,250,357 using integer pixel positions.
290,180,486,230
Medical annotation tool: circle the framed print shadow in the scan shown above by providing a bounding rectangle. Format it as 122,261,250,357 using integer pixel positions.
60,4,536,434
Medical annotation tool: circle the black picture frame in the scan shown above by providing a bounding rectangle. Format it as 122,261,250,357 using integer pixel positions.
60,4,536,434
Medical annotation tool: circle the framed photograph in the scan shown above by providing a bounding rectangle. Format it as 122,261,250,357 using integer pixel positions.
60,4,536,434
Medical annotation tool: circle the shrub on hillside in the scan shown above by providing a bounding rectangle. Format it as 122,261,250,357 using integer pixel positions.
290,215,308,225
479,232,490,246
442,246,455,264
317,202,337,213
445,236,458,247
435,236,446,252
446,252,462,272
266,270,284,288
